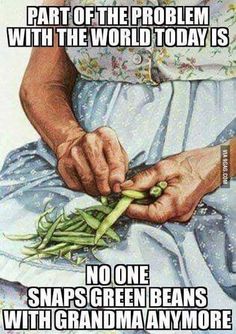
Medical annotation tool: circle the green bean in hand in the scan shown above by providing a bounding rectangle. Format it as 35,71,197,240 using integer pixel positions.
95,196,134,244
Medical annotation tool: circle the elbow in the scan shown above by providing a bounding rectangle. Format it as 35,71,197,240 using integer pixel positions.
19,77,32,106
19,77,39,106
19,81,28,106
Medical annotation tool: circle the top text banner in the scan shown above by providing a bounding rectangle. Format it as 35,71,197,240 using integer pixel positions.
27,6,210,26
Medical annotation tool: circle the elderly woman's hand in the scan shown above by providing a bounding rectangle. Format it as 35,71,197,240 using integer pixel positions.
122,146,222,223
19,26,129,198
57,127,129,197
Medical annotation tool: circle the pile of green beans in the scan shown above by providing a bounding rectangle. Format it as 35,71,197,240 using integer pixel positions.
5,181,167,266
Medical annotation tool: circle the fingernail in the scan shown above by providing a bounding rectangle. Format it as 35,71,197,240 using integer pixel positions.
113,183,121,193
121,180,134,188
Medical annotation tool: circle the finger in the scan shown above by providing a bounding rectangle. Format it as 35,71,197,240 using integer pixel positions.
121,147,129,173
88,156,111,195
104,141,127,192
57,160,83,192
81,133,111,195
126,194,176,223
122,160,179,191
83,138,111,196
71,146,99,196
112,148,129,193
122,166,159,191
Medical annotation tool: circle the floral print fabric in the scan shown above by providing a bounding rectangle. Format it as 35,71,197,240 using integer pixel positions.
65,0,236,85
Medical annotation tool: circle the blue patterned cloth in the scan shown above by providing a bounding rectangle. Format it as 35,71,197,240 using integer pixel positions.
0,79,236,334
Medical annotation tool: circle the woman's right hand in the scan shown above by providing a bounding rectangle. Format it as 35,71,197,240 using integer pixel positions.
57,126,129,196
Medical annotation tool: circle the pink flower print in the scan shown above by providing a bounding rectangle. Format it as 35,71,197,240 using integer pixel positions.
112,57,120,69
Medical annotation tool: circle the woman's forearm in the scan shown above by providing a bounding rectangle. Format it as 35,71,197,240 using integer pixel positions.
20,82,83,154
20,39,84,156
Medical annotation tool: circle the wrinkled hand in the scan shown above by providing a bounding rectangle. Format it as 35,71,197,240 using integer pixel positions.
57,127,128,196
122,146,221,223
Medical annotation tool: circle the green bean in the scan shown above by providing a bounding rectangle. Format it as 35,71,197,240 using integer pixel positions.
149,186,162,198
96,212,106,221
64,221,88,233
83,205,113,215
62,210,71,222
37,208,54,234
58,217,83,231
23,242,69,256
37,214,63,250
121,190,148,200
59,245,83,256
23,253,53,262
149,181,168,198
109,201,118,209
4,234,38,241
38,207,54,224
85,226,93,234
65,221,85,232
53,231,95,237
95,196,133,244
38,222,52,233
40,242,68,253
60,218,84,230
158,181,168,190
78,210,120,242
22,248,58,257
101,196,109,206
51,235,107,247
24,240,42,250
78,223,90,232
37,228,45,238
22,248,38,256
23,243,82,258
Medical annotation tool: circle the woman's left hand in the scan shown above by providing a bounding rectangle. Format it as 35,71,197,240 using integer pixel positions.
121,146,222,223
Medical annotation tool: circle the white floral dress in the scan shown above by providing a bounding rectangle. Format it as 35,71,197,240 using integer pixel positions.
66,0,236,84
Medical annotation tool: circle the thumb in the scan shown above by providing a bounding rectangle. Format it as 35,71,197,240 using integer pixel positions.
121,166,158,191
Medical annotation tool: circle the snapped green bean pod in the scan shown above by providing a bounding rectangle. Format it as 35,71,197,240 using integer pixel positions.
51,235,107,247
78,209,120,242
5,234,38,241
37,214,63,250
95,196,134,244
